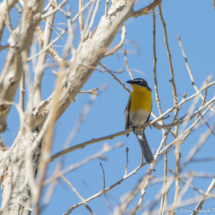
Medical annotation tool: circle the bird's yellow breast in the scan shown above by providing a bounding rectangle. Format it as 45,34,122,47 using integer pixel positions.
130,85,152,113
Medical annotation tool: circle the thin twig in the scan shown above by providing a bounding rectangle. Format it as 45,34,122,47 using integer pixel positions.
48,0,69,17
124,49,133,79
84,0,99,39
43,84,107,206
105,0,109,17
49,115,170,162
104,25,126,57
182,123,215,169
34,60,65,215
79,0,84,42
159,5,177,108
64,160,147,214
100,163,106,191
99,63,131,93
192,178,215,215
124,147,129,177
177,35,215,113
44,142,124,185
19,69,25,112
80,88,99,96
159,103,214,158
41,0,69,19
198,111,215,135
144,177,174,215
151,4,168,214
169,169,215,198
0,44,9,51
5,0,13,32
132,0,162,17
60,174,94,215
29,0,94,62
67,6,76,57
159,4,179,209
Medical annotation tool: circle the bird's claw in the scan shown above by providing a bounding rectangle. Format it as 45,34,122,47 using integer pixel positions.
148,120,153,129
131,126,137,133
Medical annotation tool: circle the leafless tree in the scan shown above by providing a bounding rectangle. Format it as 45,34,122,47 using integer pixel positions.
0,0,215,215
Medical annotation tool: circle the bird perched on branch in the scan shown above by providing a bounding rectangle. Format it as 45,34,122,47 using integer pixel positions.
125,78,154,163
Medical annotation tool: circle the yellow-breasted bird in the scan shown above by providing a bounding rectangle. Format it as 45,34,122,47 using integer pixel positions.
125,78,154,163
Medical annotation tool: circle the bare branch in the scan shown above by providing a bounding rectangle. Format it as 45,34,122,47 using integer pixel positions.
159,5,177,108
48,0,69,17
177,35,215,113
159,5,180,206
33,0,58,106
192,178,215,215
41,0,69,19
60,174,94,215
49,115,169,162
105,0,109,17
198,111,215,135
80,88,99,96
34,62,65,215
132,0,162,17
0,44,9,51
182,123,215,168
159,102,214,156
124,147,129,177
124,49,133,79
104,25,126,57
36,26,70,66
19,73,25,112
151,5,168,214
99,63,131,93
169,169,215,198
44,142,124,185
64,161,148,214
79,0,84,42
0,0,18,42
100,163,106,191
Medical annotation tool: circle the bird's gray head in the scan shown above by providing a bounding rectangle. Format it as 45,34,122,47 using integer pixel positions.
126,78,152,91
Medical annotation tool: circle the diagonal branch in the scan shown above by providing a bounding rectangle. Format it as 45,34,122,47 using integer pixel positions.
104,25,126,57
61,174,94,215
177,35,215,114
132,0,162,17
44,142,123,185
192,178,215,215
33,0,58,106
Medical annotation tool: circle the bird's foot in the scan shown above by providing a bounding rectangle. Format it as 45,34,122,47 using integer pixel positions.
148,120,153,129
131,126,137,133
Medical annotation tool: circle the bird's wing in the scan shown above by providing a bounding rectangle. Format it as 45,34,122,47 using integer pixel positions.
125,96,131,137
146,105,152,123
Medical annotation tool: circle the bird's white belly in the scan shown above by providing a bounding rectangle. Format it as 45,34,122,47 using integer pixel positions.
129,109,149,126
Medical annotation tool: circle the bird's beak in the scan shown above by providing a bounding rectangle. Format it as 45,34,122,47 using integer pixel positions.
126,80,134,85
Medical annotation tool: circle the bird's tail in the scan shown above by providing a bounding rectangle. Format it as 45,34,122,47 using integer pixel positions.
135,129,154,163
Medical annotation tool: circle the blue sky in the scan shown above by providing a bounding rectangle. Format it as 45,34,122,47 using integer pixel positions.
1,0,215,214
